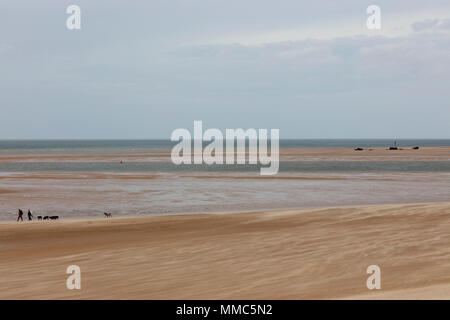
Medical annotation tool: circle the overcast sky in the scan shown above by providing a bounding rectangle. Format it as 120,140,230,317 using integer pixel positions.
1,0,449,139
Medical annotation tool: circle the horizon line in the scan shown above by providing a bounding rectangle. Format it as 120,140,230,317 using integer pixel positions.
1,138,450,141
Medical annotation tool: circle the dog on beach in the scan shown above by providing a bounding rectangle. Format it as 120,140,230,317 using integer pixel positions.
35,215,59,221
104,212,112,218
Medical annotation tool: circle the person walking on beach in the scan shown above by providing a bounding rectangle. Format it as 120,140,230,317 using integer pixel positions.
17,209,24,222
27,209,33,221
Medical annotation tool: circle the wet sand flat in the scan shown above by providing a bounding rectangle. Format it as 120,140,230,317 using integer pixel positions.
0,146,449,163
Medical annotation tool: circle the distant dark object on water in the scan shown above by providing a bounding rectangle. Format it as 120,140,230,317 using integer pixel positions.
354,147,364,151
412,146,420,150
50,216,59,220
388,140,399,150
37,216,42,220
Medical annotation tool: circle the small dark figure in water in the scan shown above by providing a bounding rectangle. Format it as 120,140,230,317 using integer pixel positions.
27,209,33,221
17,209,24,222
50,216,59,220
37,216,42,221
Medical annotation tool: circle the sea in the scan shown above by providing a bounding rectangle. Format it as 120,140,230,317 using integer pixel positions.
0,139,450,172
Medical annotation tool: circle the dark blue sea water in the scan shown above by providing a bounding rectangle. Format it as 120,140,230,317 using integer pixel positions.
0,139,449,150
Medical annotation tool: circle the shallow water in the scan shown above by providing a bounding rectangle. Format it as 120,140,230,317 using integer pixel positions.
1,161,450,172
1,171,449,221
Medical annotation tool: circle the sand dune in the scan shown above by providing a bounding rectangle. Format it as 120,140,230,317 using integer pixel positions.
1,202,450,299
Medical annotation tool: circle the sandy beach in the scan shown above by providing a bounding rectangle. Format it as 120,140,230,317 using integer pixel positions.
1,202,449,299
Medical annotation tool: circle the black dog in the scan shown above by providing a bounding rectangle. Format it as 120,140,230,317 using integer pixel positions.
43,216,49,220
50,216,59,220
37,216,42,221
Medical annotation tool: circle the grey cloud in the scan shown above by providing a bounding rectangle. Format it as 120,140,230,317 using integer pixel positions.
412,18,450,32
412,19,439,31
